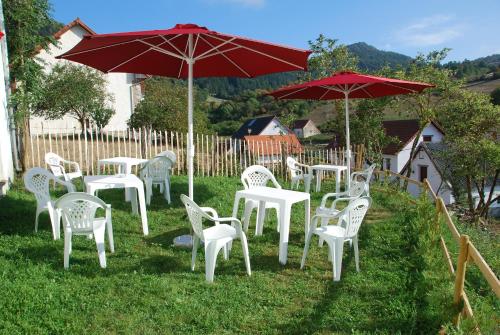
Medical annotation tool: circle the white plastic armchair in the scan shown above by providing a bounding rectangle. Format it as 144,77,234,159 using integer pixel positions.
240,165,282,234
140,156,173,205
286,157,314,193
45,152,83,185
301,196,371,281
351,164,376,196
24,167,75,240
55,192,114,269
156,150,177,165
181,194,251,283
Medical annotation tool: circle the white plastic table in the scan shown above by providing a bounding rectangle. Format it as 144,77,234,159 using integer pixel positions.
97,157,149,201
311,164,347,193
232,186,310,265
84,174,149,236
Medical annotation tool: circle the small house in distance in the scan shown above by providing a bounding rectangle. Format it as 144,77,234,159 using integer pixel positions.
243,134,303,164
382,119,444,174
232,115,289,139
292,119,320,138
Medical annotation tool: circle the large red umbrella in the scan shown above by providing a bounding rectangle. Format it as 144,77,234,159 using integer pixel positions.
269,71,434,187
57,23,311,198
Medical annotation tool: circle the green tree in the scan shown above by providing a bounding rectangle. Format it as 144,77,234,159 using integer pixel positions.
3,0,57,170
36,63,115,131
391,49,462,187
129,78,209,133
440,90,500,219
491,87,500,105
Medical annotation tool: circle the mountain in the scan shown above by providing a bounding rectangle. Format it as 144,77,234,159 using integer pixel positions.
347,42,412,71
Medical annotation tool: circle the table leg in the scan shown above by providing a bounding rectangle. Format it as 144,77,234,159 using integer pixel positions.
278,202,291,265
336,170,341,194
256,200,266,236
304,198,310,238
130,188,139,215
315,170,321,192
125,164,132,202
136,186,149,236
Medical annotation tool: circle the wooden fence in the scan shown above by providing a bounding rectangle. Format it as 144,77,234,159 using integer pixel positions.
374,169,500,332
27,125,365,179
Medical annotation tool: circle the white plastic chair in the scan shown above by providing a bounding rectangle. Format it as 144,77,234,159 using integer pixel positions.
241,165,282,235
24,167,75,240
156,150,177,165
351,163,376,196
140,156,173,205
301,196,372,281
181,194,251,283
286,156,314,193
55,192,114,269
45,152,83,185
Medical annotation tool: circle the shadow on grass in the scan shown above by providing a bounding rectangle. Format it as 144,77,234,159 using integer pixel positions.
0,196,39,236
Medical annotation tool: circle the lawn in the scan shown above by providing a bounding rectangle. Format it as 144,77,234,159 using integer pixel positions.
0,176,455,334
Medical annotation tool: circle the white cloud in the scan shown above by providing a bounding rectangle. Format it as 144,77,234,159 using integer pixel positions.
395,14,464,47
205,0,265,8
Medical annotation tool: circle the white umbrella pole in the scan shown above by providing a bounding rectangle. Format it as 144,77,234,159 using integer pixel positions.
344,93,351,191
187,34,194,199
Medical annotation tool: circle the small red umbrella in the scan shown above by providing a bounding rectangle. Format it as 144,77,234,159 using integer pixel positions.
269,71,434,186
57,23,311,199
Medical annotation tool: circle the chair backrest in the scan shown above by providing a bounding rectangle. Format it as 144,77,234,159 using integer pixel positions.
339,196,371,238
55,193,107,233
24,168,55,205
241,165,281,190
286,157,299,178
143,156,172,182
157,150,177,164
45,152,65,177
180,194,213,241
348,178,368,198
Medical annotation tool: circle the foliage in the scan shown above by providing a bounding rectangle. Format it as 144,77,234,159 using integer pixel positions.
491,87,500,105
439,89,500,218
0,177,460,334
36,63,115,129
444,54,500,81
129,78,209,133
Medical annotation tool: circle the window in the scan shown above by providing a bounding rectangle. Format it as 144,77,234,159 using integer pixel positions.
385,158,391,171
419,165,428,182
423,135,433,142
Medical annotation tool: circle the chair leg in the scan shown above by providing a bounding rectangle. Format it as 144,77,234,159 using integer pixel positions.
94,227,107,269
204,240,225,283
353,235,360,272
301,231,314,269
145,179,152,205
191,235,199,271
318,217,330,247
240,234,251,276
34,207,41,233
107,218,115,253
333,238,344,281
305,176,311,193
64,231,71,269
47,204,58,240
275,207,280,233
164,180,171,204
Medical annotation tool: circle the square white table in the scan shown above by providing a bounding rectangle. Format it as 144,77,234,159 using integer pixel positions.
311,164,347,193
84,174,149,236
232,186,310,265
97,157,149,201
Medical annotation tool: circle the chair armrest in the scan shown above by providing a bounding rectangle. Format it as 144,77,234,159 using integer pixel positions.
201,207,219,219
320,191,348,207
54,178,75,192
66,160,81,172
295,162,312,175
331,196,358,210
215,217,244,235
269,174,282,189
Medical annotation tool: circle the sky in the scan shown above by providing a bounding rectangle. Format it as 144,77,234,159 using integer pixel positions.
50,0,500,62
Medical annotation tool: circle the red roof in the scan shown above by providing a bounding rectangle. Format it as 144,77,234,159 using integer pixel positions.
243,134,303,155
382,119,444,155
34,18,96,54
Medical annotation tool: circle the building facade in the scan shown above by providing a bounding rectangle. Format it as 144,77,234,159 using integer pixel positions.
292,119,320,138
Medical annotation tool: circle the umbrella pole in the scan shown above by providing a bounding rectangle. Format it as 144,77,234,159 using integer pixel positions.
187,34,194,199
344,93,350,191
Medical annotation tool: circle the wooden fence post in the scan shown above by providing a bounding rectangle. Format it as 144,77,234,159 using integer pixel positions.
453,234,469,327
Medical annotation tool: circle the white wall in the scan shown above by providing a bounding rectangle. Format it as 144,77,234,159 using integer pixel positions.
303,122,320,138
406,149,455,205
261,119,289,135
31,24,134,133
0,4,14,195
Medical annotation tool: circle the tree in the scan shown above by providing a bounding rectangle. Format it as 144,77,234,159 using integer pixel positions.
491,87,500,106
391,49,462,188
439,90,500,219
129,78,209,134
36,63,115,131
3,0,57,170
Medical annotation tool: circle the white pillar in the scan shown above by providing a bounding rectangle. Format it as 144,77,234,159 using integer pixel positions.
187,34,194,199
344,93,350,191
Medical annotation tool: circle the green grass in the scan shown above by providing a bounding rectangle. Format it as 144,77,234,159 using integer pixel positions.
0,176,455,334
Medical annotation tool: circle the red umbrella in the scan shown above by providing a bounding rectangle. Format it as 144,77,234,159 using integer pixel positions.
57,23,311,199
269,71,434,187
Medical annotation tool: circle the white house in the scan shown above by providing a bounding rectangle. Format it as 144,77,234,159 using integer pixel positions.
232,115,289,139
382,119,444,174
402,143,455,205
292,119,320,138
0,4,15,195
30,18,142,133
